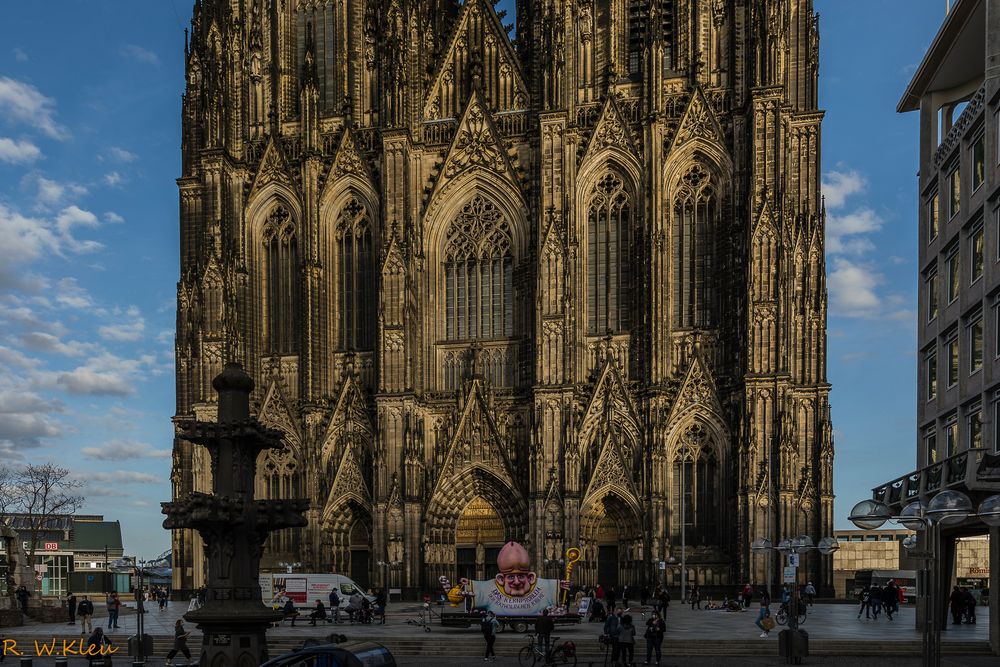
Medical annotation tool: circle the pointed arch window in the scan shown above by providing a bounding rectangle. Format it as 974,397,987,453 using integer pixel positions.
262,204,299,354
587,172,632,334
336,197,375,350
671,423,720,546
443,196,514,341
672,164,716,328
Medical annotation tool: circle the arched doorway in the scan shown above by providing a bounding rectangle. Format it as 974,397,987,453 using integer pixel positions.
349,519,371,589
455,496,505,581
596,516,621,588
581,492,642,589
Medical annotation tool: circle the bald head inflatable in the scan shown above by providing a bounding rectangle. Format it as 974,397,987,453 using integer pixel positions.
495,541,537,597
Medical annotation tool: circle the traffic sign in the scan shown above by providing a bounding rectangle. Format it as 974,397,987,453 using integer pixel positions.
783,566,797,583
787,553,800,567
658,561,666,570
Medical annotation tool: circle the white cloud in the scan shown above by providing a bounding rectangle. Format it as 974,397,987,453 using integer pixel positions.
0,137,41,164
18,332,92,357
822,170,866,209
121,45,160,66
54,206,103,254
103,171,125,187
81,439,170,461
34,176,88,207
828,257,884,317
0,386,63,448
78,470,163,485
0,345,40,369
826,207,884,255
104,212,125,224
0,76,68,139
99,317,145,342
54,277,94,309
100,147,137,163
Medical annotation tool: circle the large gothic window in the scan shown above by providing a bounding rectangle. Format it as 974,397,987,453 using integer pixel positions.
262,204,299,354
587,172,631,334
336,197,375,350
672,164,716,328
443,196,514,341
671,423,720,546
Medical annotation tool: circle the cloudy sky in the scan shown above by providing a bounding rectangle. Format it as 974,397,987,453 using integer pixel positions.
0,1,946,557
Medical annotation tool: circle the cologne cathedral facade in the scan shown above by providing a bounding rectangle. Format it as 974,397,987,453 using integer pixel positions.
171,0,834,595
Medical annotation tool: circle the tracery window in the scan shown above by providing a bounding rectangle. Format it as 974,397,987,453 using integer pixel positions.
262,204,299,354
259,446,302,553
672,164,716,328
336,197,375,350
443,196,514,340
671,423,720,546
587,172,632,334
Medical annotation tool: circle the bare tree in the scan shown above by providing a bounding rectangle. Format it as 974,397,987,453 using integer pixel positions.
0,464,16,520
10,464,84,592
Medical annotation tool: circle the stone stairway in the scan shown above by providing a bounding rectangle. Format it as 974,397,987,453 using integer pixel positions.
0,634,993,658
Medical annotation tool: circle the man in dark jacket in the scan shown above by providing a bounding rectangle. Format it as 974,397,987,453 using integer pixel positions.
882,581,899,621
77,596,95,635
309,599,327,626
328,589,340,623
535,608,555,656
14,586,29,614
66,592,77,625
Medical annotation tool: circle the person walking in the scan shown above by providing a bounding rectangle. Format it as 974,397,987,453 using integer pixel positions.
14,586,29,615
949,586,965,625
803,581,817,606
66,591,77,626
856,586,871,620
869,582,883,620
480,610,499,662
742,583,753,609
106,591,120,629
607,586,617,609
166,619,192,666
643,610,665,666
640,585,649,608
961,587,977,624
78,595,95,635
596,584,605,602
689,584,701,610
622,585,630,609
617,614,637,666
882,581,899,621
86,627,113,666
535,608,555,656
755,589,772,638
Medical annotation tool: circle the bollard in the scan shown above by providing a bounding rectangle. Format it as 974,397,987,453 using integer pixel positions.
132,662,146,667
18,658,32,667
54,659,69,667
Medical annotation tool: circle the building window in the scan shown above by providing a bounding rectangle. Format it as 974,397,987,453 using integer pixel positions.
929,192,940,241
926,270,939,321
973,135,985,192
949,166,961,218
945,416,958,457
444,196,514,341
971,225,984,283
969,407,983,449
926,350,938,400
671,164,716,329
262,204,299,355
335,197,375,350
969,315,983,373
994,396,1000,453
924,427,937,465
589,171,633,334
947,335,959,387
948,249,960,302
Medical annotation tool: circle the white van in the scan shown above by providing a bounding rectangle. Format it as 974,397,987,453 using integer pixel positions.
260,573,376,612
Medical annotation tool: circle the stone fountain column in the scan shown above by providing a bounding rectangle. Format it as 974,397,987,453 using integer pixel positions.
162,363,308,667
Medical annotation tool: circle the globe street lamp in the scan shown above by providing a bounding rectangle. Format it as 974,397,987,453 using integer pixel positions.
750,532,838,655
848,491,1000,667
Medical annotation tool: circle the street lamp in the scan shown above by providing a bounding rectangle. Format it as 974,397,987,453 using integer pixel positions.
848,491,1000,667
751,533,838,644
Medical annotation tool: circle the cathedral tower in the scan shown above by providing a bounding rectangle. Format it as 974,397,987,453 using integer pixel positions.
172,0,834,595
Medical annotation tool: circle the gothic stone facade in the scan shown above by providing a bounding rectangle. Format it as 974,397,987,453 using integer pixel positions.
172,0,834,595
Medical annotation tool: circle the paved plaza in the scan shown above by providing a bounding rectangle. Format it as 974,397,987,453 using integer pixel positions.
1,600,993,664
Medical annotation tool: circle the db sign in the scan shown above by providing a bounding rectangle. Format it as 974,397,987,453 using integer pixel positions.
43,542,59,551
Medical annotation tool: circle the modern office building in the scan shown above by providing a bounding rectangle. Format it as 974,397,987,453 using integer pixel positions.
869,0,999,654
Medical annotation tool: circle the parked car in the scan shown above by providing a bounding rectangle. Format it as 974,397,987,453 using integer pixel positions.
259,641,395,667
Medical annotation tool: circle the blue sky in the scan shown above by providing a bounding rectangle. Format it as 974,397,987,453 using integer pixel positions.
0,1,947,558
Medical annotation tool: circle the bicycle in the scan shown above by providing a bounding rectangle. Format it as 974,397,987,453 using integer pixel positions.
774,599,807,626
517,633,578,666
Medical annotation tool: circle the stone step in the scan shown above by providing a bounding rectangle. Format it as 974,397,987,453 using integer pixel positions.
0,636,992,657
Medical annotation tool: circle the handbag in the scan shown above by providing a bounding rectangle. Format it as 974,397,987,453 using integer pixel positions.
761,616,776,631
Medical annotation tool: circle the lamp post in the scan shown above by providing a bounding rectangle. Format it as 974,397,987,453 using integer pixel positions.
750,533,837,664
848,492,1000,667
